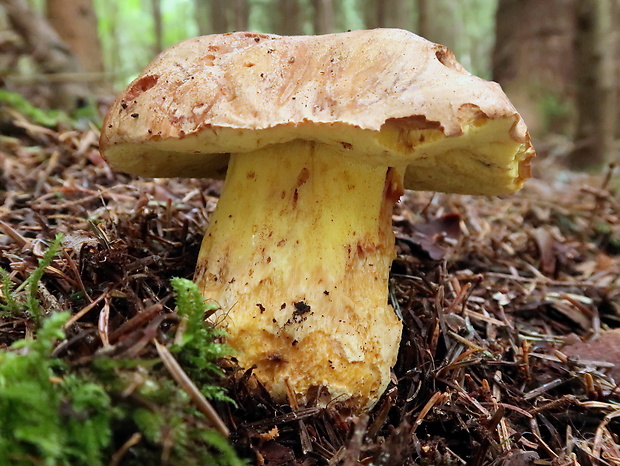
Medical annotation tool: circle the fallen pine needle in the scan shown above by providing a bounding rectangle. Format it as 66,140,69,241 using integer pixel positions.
412,391,445,433
64,291,108,328
109,432,142,466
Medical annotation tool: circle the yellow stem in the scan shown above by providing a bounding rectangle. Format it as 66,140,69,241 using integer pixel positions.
195,140,404,410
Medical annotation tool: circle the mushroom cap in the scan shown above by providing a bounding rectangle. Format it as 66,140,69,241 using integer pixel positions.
100,29,534,195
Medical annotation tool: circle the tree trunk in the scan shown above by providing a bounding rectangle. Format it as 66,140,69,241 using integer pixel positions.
231,0,249,31
150,0,164,55
416,0,430,38
275,0,302,36
492,0,577,139
194,0,210,35
210,0,229,34
362,0,407,29
45,0,103,74
568,0,617,169
0,5,25,77
3,0,89,110
313,0,334,34
362,0,382,29
384,0,410,30
45,0,106,94
105,1,120,86
375,0,385,27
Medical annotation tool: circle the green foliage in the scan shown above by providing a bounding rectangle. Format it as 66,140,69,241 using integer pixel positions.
539,92,574,134
0,271,244,465
89,278,244,465
94,0,198,88
129,394,248,466
170,277,233,402
0,312,113,466
0,234,64,325
96,370,247,466
0,268,19,313
199,429,248,466
0,89,68,127
93,0,499,90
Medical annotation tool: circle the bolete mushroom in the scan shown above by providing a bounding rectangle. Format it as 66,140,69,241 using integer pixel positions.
100,29,535,410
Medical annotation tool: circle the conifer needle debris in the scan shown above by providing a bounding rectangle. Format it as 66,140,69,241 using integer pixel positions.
0,105,618,464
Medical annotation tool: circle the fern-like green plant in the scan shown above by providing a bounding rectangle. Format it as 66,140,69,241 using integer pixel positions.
0,234,63,325
115,278,247,465
168,278,247,465
0,266,246,465
0,267,19,315
170,277,233,402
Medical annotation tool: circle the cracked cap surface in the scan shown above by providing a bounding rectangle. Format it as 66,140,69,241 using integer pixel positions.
100,28,535,195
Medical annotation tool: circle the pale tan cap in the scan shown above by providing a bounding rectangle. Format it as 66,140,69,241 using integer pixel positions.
100,29,534,195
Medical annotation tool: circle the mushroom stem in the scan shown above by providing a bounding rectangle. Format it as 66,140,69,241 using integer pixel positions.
195,139,404,409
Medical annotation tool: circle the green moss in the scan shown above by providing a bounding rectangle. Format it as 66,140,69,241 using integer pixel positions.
0,312,113,466
0,89,102,128
0,89,68,127
0,275,247,465
170,277,234,403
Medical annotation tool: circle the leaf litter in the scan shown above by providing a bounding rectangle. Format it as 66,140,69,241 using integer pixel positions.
0,110,619,465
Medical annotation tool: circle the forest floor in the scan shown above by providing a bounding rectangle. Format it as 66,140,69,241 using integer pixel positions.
0,108,619,465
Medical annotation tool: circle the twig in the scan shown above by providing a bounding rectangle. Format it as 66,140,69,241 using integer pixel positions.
108,432,142,466
244,407,322,430
0,220,28,248
523,378,570,401
63,291,107,328
412,392,445,433
485,271,597,288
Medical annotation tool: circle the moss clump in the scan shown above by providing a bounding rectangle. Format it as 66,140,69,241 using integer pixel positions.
0,89,68,127
0,312,113,465
0,272,247,465
170,276,233,402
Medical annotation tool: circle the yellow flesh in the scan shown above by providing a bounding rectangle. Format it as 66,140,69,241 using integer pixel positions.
194,140,404,410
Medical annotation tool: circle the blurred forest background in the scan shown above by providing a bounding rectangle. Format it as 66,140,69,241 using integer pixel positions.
0,0,619,169
0,3,619,464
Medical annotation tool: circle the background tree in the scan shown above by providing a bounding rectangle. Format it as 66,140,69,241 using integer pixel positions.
312,0,334,34
416,0,430,38
2,0,618,171
363,0,414,30
194,0,209,35
210,0,229,34
274,0,303,35
1,0,89,110
149,0,163,55
204,0,249,34
567,0,617,168
231,0,249,31
46,0,107,94
492,0,577,140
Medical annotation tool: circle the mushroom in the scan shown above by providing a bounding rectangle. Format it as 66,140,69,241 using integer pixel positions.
100,29,535,411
